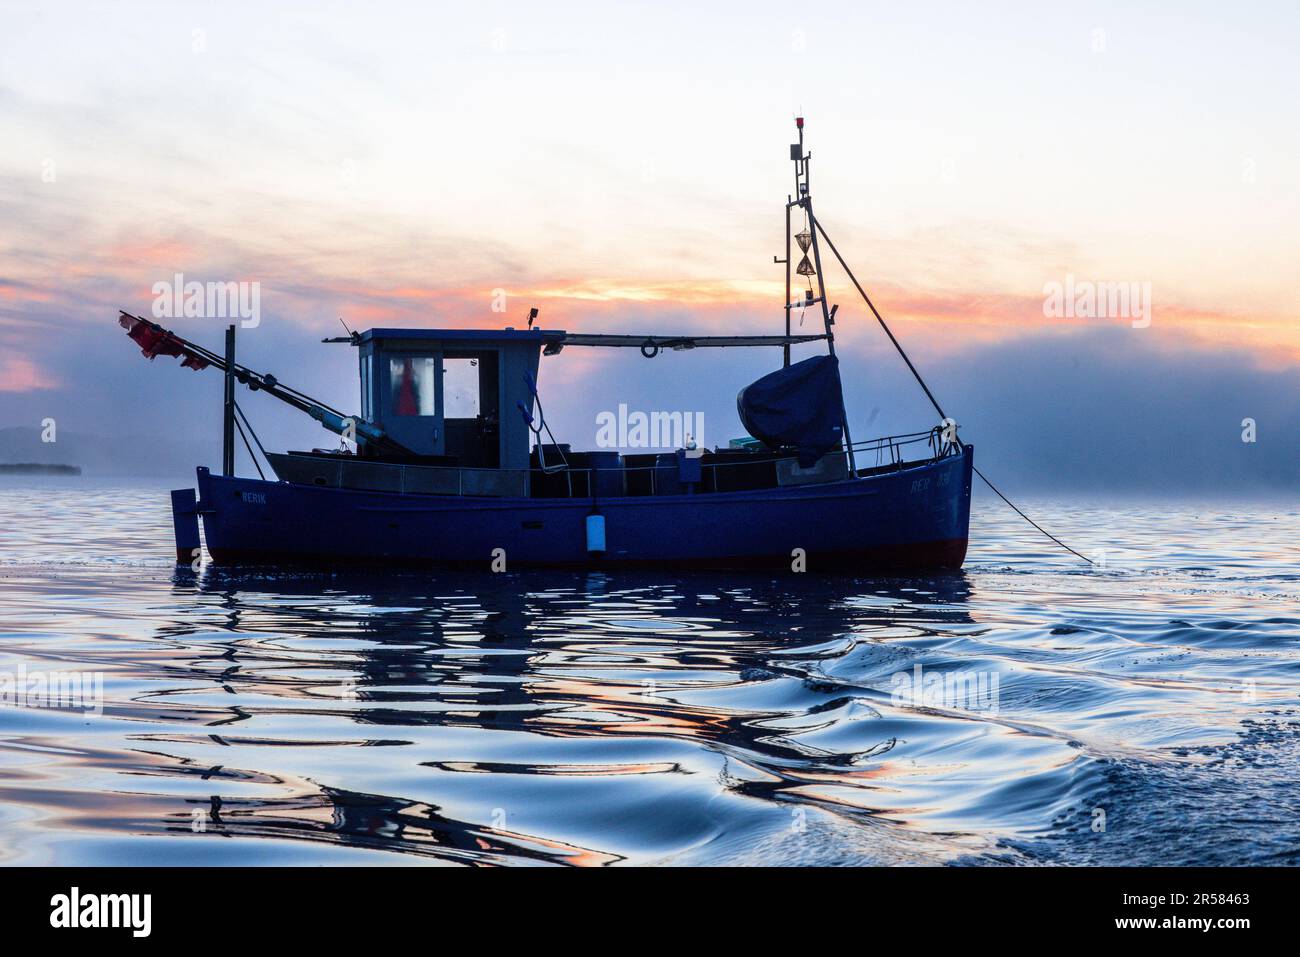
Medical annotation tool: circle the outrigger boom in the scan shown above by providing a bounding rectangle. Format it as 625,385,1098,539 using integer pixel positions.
118,311,416,457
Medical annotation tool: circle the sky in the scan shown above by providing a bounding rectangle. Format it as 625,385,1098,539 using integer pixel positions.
0,0,1297,490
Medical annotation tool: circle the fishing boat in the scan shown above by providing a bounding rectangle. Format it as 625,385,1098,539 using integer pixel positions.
122,119,974,571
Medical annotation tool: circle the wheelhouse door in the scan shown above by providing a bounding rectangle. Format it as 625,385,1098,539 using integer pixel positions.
442,350,499,468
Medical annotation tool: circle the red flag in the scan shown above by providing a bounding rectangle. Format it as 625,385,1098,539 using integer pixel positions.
119,314,209,371
150,333,185,359
123,317,165,356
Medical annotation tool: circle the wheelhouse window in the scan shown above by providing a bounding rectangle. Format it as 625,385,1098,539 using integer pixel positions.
360,354,373,420
443,357,480,418
389,356,436,416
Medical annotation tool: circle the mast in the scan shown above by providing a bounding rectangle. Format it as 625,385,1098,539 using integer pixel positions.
787,117,857,474
783,200,791,367
222,324,235,476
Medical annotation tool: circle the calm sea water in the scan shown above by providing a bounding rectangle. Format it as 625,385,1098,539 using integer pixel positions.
1,478,1297,866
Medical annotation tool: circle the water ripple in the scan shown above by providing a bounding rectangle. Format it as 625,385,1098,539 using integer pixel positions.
1,483,1298,864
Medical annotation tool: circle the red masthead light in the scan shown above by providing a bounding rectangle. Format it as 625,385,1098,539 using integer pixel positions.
795,116,804,129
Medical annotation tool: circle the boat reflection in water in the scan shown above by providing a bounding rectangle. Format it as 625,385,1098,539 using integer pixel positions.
106,568,977,866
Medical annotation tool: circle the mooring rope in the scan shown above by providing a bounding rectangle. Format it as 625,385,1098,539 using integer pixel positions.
811,215,1094,566
972,466,1094,564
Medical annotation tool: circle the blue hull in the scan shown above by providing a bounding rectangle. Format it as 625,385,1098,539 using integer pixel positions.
195,446,973,571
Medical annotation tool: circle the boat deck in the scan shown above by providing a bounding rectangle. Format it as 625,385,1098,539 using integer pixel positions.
265,430,953,500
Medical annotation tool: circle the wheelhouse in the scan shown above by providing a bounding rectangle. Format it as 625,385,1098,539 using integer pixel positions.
354,327,557,470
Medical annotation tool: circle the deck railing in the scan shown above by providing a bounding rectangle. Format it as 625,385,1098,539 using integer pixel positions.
275,428,960,498
419,427,957,497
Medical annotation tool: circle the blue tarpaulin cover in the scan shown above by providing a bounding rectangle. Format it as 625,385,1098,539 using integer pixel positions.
736,354,844,467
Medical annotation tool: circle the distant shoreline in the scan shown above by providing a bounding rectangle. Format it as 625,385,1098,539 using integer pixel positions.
0,463,82,475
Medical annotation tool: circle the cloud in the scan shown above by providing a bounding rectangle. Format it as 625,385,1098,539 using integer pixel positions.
2,3,1295,489
897,326,1300,493
3,268,1296,491
0,354,58,392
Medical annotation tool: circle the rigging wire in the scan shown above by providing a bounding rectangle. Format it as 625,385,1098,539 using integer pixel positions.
232,412,266,480
810,216,1094,566
233,400,269,480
